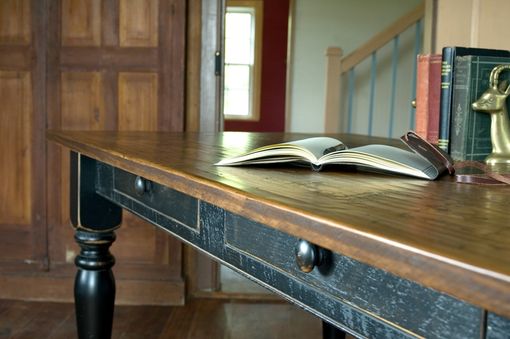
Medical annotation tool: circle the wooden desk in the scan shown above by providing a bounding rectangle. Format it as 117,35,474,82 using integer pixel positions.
47,131,510,338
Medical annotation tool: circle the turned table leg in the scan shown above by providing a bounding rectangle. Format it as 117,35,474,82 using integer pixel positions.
69,152,122,339
74,230,116,339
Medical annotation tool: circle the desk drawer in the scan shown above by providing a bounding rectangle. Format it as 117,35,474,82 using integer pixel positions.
95,162,202,241
112,168,199,230
224,213,482,338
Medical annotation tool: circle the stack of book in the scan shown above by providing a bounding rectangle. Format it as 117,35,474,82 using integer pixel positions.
415,46,510,162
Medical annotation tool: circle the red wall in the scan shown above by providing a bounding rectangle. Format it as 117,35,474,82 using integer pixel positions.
224,0,289,132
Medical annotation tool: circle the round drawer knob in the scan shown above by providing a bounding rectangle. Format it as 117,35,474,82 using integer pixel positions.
134,176,151,196
295,239,323,273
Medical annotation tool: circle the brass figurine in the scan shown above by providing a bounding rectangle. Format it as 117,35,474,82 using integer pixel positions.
472,64,510,164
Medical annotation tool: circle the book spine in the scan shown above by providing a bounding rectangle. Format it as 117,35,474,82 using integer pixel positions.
449,56,471,161
415,54,442,144
426,55,442,144
415,55,431,139
438,47,455,152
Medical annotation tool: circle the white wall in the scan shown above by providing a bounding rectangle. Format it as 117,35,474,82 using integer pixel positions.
287,0,422,134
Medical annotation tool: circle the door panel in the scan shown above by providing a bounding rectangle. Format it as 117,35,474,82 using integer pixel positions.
119,0,158,47
0,0,31,45
61,72,105,129
118,72,158,130
0,1,46,270
61,0,101,47
0,71,32,226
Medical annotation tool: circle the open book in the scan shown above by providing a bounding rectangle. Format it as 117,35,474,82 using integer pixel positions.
216,131,453,180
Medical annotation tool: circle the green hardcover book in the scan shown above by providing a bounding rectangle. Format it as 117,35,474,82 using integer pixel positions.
450,55,510,161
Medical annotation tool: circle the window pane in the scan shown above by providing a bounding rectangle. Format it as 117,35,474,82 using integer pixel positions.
224,65,251,116
225,11,254,65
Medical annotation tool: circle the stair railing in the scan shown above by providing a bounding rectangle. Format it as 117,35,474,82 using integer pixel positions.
324,2,425,136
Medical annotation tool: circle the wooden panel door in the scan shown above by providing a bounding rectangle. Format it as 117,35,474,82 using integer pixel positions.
0,1,47,273
46,0,187,304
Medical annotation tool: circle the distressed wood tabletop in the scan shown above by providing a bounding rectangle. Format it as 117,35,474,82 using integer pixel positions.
47,130,510,319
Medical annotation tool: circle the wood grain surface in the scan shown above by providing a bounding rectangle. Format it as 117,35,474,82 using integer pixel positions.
0,0,47,271
47,131,510,319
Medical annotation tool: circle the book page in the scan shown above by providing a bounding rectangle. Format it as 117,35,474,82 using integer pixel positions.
216,137,343,166
285,137,345,160
320,144,438,179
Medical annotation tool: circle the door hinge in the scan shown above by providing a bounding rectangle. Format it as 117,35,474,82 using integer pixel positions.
215,50,222,76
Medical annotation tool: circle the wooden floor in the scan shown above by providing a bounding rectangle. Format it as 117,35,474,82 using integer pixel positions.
0,298,322,339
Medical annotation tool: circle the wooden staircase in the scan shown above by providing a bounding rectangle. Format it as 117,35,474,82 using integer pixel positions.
324,3,425,137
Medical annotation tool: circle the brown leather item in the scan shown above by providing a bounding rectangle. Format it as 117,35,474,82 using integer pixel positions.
400,131,455,176
401,131,510,185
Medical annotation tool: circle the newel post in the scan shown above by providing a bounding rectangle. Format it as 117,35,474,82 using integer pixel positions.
324,47,343,133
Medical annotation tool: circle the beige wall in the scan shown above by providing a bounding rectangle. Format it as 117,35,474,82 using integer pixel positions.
434,0,510,51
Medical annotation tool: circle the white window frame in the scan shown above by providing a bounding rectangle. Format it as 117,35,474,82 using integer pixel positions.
223,0,263,121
